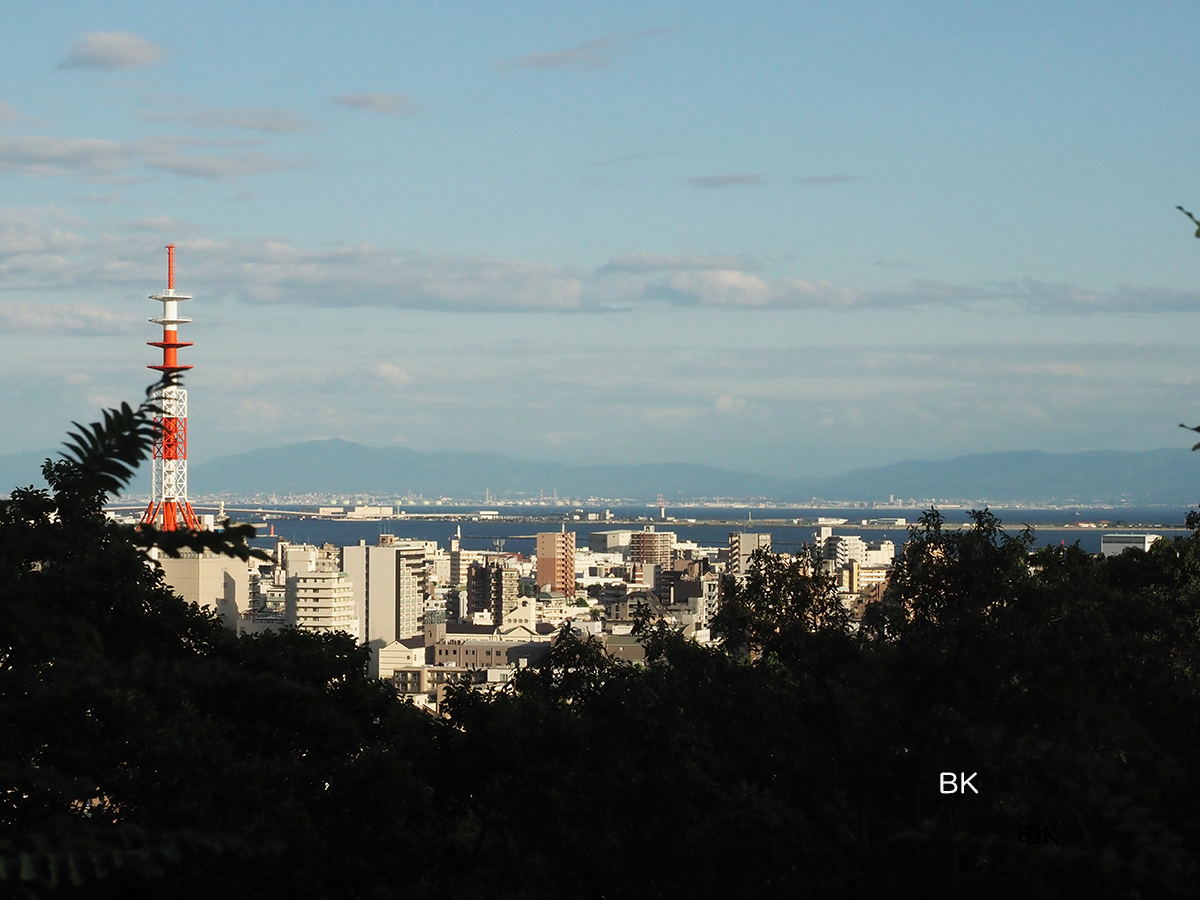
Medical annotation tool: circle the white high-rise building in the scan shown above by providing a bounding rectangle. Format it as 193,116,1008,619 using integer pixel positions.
818,534,895,568
287,570,359,638
729,532,772,574
281,542,359,639
865,541,895,567
342,540,426,664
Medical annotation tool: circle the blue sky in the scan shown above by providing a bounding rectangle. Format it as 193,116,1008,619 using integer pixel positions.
3,1,1200,479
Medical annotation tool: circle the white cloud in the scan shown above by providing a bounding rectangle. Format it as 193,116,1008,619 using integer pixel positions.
997,279,1200,314
0,135,306,182
0,101,39,129
495,29,678,71
0,301,140,334
685,174,763,189
139,104,313,134
598,253,753,273
60,32,165,71
656,269,858,308
715,395,748,415
3,207,1199,317
0,207,91,284
120,215,194,233
1011,362,1087,377
73,193,123,205
0,136,129,178
863,280,995,309
144,148,305,180
212,243,584,311
373,363,411,385
333,93,422,117
0,228,584,311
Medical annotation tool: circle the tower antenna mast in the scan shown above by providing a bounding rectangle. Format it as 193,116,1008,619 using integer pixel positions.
140,244,200,531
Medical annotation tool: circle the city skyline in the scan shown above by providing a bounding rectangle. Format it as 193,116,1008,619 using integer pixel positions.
3,3,1200,479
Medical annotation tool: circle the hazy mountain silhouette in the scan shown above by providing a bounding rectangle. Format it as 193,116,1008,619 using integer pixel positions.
162,440,1200,505
794,448,1200,505
0,449,151,496
186,439,784,500
5,440,1196,504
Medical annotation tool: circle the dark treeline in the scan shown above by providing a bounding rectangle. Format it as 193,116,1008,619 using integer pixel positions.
2,392,1198,898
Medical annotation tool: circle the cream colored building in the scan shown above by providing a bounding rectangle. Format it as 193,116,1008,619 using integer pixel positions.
342,540,423,674
287,570,359,639
538,600,590,628
154,549,250,628
816,529,895,569
729,532,772,575
376,637,427,680
837,559,891,594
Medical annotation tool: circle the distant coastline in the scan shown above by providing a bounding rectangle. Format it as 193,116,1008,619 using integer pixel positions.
7,441,1200,507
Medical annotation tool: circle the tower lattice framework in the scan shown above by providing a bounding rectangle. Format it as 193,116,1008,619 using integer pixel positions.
141,244,200,531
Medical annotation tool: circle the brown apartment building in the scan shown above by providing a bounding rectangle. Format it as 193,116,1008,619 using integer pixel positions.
536,531,576,599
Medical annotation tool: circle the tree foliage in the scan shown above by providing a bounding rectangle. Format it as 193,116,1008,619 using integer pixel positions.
0,381,433,900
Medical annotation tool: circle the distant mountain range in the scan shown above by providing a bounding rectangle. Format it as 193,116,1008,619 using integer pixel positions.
4,440,1199,505
185,440,785,501
806,449,1200,506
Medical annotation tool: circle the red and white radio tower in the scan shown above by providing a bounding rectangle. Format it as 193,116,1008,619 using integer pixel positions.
141,244,200,531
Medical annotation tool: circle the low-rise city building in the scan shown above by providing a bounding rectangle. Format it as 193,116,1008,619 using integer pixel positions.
1100,533,1162,556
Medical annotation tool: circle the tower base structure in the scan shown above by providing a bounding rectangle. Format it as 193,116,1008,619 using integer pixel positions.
141,380,200,530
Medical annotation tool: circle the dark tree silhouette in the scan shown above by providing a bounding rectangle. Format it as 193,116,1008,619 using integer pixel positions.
0,380,436,899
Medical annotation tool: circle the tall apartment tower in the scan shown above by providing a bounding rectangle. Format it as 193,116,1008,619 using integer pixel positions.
465,561,519,624
536,530,576,598
376,535,437,606
729,532,772,575
449,525,484,588
342,541,423,653
629,526,674,567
